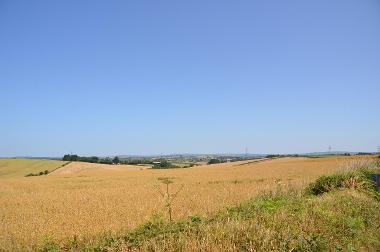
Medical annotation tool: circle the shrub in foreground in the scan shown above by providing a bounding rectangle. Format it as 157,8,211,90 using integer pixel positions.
305,171,376,196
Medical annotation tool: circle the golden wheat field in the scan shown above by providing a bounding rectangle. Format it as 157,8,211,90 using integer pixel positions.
0,156,371,250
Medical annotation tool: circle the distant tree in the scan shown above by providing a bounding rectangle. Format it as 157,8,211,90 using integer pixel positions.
125,159,153,165
89,156,99,163
152,160,178,169
63,154,101,163
63,154,79,161
113,156,120,164
208,159,221,165
100,157,112,164
356,152,371,156
44,170,49,175
79,156,99,163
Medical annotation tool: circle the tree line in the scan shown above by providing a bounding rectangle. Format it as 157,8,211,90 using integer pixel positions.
62,154,120,164
62,154,184,168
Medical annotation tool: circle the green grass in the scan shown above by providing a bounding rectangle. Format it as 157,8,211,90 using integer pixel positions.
0,158,68,178
306,170,377,195
39,169,380,252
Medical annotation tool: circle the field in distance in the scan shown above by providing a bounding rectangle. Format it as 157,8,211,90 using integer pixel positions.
0,158,68,178
0,155,375,250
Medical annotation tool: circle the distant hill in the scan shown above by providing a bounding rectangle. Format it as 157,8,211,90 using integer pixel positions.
0,158,68,178
301,151,376,156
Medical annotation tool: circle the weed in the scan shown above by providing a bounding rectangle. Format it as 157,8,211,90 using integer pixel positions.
155,177,184,222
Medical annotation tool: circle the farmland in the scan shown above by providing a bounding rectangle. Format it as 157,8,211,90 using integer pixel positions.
0,156,379,251
0,158,68,178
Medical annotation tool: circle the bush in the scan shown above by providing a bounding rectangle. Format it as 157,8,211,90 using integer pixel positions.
62,154,100,164
266,154,281,158
99,158,113,164
152,160,178,169
122,159,153,165
79,156,99,163
306,171,375,196
208,159,221,165
113,156,120,164
25,170,50,177
63,154,79,161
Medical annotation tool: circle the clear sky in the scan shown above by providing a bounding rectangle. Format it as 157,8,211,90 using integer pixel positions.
1,0,379,157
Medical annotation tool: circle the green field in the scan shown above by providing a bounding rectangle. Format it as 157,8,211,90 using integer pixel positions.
0,158,68,178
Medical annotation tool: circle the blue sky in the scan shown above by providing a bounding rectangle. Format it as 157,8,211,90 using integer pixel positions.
1,0,379,157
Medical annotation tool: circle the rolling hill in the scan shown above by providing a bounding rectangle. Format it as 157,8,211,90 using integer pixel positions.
0,158,68,178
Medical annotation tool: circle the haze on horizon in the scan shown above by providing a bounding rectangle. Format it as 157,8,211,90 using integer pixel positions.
1,0,379,157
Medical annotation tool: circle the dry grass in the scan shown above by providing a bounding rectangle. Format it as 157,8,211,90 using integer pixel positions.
337,158,380,172
52,161,144,175
0,155,375,250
